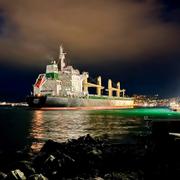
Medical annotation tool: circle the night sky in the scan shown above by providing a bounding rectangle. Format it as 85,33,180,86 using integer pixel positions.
0,0,180,102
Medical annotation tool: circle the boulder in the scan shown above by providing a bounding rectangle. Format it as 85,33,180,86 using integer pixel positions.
16,161,35,177
0,171,7,179
28,174,47,180
6,169,26,180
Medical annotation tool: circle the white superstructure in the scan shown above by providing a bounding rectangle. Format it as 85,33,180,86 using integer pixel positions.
33,46,88,97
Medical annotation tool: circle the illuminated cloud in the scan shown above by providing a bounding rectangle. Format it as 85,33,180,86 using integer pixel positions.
0,0,179,66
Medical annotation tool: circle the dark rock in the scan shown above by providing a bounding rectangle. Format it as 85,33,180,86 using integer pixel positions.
49,153,75,177
6,169,26,180
104,171,140,180
28,174,47,180
104,173,111,179
72,177,86,180
33,152,49,171
34,151,76,178
43,154,58,177
2,134,180,179
0,151,33,172
94,177,104,180
0,171,7,179
88,148,102,157
16,161,35,177
78,134,97,144
40,140,64,154
44,155,55,164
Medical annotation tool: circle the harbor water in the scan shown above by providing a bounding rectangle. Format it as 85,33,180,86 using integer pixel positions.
0,107,180,151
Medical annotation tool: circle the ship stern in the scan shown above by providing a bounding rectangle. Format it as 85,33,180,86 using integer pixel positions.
26,95,47,107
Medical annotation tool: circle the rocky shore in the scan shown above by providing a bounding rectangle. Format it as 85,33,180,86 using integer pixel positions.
1,128,180,180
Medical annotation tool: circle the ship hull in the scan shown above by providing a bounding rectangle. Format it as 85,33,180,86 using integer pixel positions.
26,95,134,109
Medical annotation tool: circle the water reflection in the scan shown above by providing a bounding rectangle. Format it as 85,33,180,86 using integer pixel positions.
30,110,145,151
1,107,179,151
31,110,44,139
31,110,45,150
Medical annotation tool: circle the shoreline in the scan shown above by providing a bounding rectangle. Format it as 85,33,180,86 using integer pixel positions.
0,132,180,180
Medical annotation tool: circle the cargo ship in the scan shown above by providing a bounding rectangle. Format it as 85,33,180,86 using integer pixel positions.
26,46,134,109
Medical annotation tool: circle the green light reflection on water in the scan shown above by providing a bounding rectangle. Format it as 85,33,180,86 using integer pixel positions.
89,107,180,119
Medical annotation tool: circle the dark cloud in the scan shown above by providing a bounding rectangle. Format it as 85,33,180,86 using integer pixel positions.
0,0,179,66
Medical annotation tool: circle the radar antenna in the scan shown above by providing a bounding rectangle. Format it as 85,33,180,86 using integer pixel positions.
58,45,66,71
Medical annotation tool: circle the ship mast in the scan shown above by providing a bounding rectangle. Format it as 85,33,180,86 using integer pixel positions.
58,45,66,71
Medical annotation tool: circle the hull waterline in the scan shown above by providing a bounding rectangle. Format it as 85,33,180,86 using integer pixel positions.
27,95,134,110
